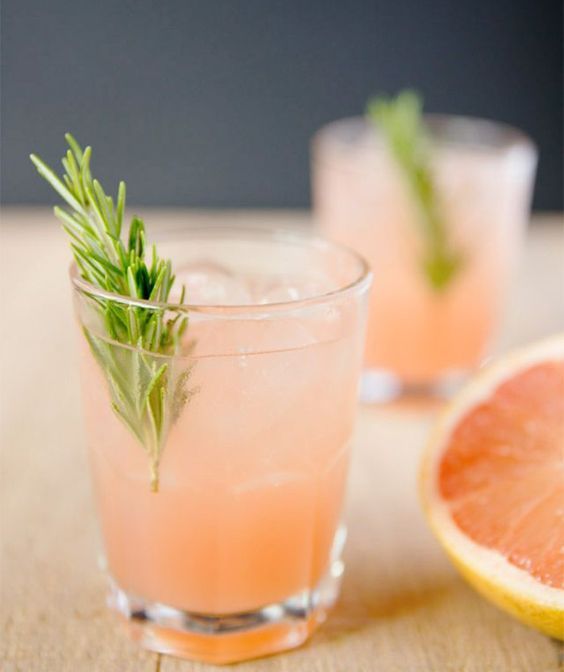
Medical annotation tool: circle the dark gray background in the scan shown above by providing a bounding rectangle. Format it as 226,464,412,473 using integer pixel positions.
2,0,562,210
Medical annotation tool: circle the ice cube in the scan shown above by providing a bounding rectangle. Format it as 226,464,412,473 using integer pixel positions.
252,274,335,304
172,261,252,305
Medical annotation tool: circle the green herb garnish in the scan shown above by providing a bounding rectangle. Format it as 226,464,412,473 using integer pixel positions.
367,91,463,291
31,134,194,491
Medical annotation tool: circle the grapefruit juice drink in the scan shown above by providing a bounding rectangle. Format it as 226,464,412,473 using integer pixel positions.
73,228,371,663
313,114,537,399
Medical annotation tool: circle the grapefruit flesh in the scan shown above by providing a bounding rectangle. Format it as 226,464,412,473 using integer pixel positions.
440,361,564,589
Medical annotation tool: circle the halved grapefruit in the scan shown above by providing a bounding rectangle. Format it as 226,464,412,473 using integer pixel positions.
420,336,564,639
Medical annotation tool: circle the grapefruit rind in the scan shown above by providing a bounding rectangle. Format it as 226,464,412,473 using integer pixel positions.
420,335,564,640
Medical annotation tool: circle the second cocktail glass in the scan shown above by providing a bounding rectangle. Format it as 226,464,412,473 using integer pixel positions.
312,115,537,400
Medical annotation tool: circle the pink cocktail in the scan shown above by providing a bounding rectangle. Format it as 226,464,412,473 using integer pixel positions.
73,227,370,663
312,116,537,399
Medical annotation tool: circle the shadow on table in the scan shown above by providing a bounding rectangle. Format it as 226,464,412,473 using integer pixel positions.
318,572,456,643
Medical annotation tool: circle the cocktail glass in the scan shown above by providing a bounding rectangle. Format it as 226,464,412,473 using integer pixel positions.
72,226,371,663
312,116,537,401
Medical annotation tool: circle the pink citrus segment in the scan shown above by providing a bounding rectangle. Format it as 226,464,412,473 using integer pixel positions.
438,361,564,589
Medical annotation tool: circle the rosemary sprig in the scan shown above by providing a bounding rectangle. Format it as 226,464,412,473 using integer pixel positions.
367,91,463,291
30,134,193,491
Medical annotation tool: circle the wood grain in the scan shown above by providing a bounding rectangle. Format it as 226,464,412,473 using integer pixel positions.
1,209,562,672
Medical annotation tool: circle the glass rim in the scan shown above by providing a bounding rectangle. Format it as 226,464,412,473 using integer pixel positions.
70,224,372,316
311,113,537,158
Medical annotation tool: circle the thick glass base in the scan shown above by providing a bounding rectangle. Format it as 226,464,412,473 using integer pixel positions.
107,556,344,664
360,368,469,404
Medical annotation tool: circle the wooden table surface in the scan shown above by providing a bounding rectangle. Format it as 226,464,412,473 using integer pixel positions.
1,208,563,672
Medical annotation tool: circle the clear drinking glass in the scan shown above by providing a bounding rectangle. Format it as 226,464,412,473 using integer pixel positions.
72,227,371,664
312,116,537,400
